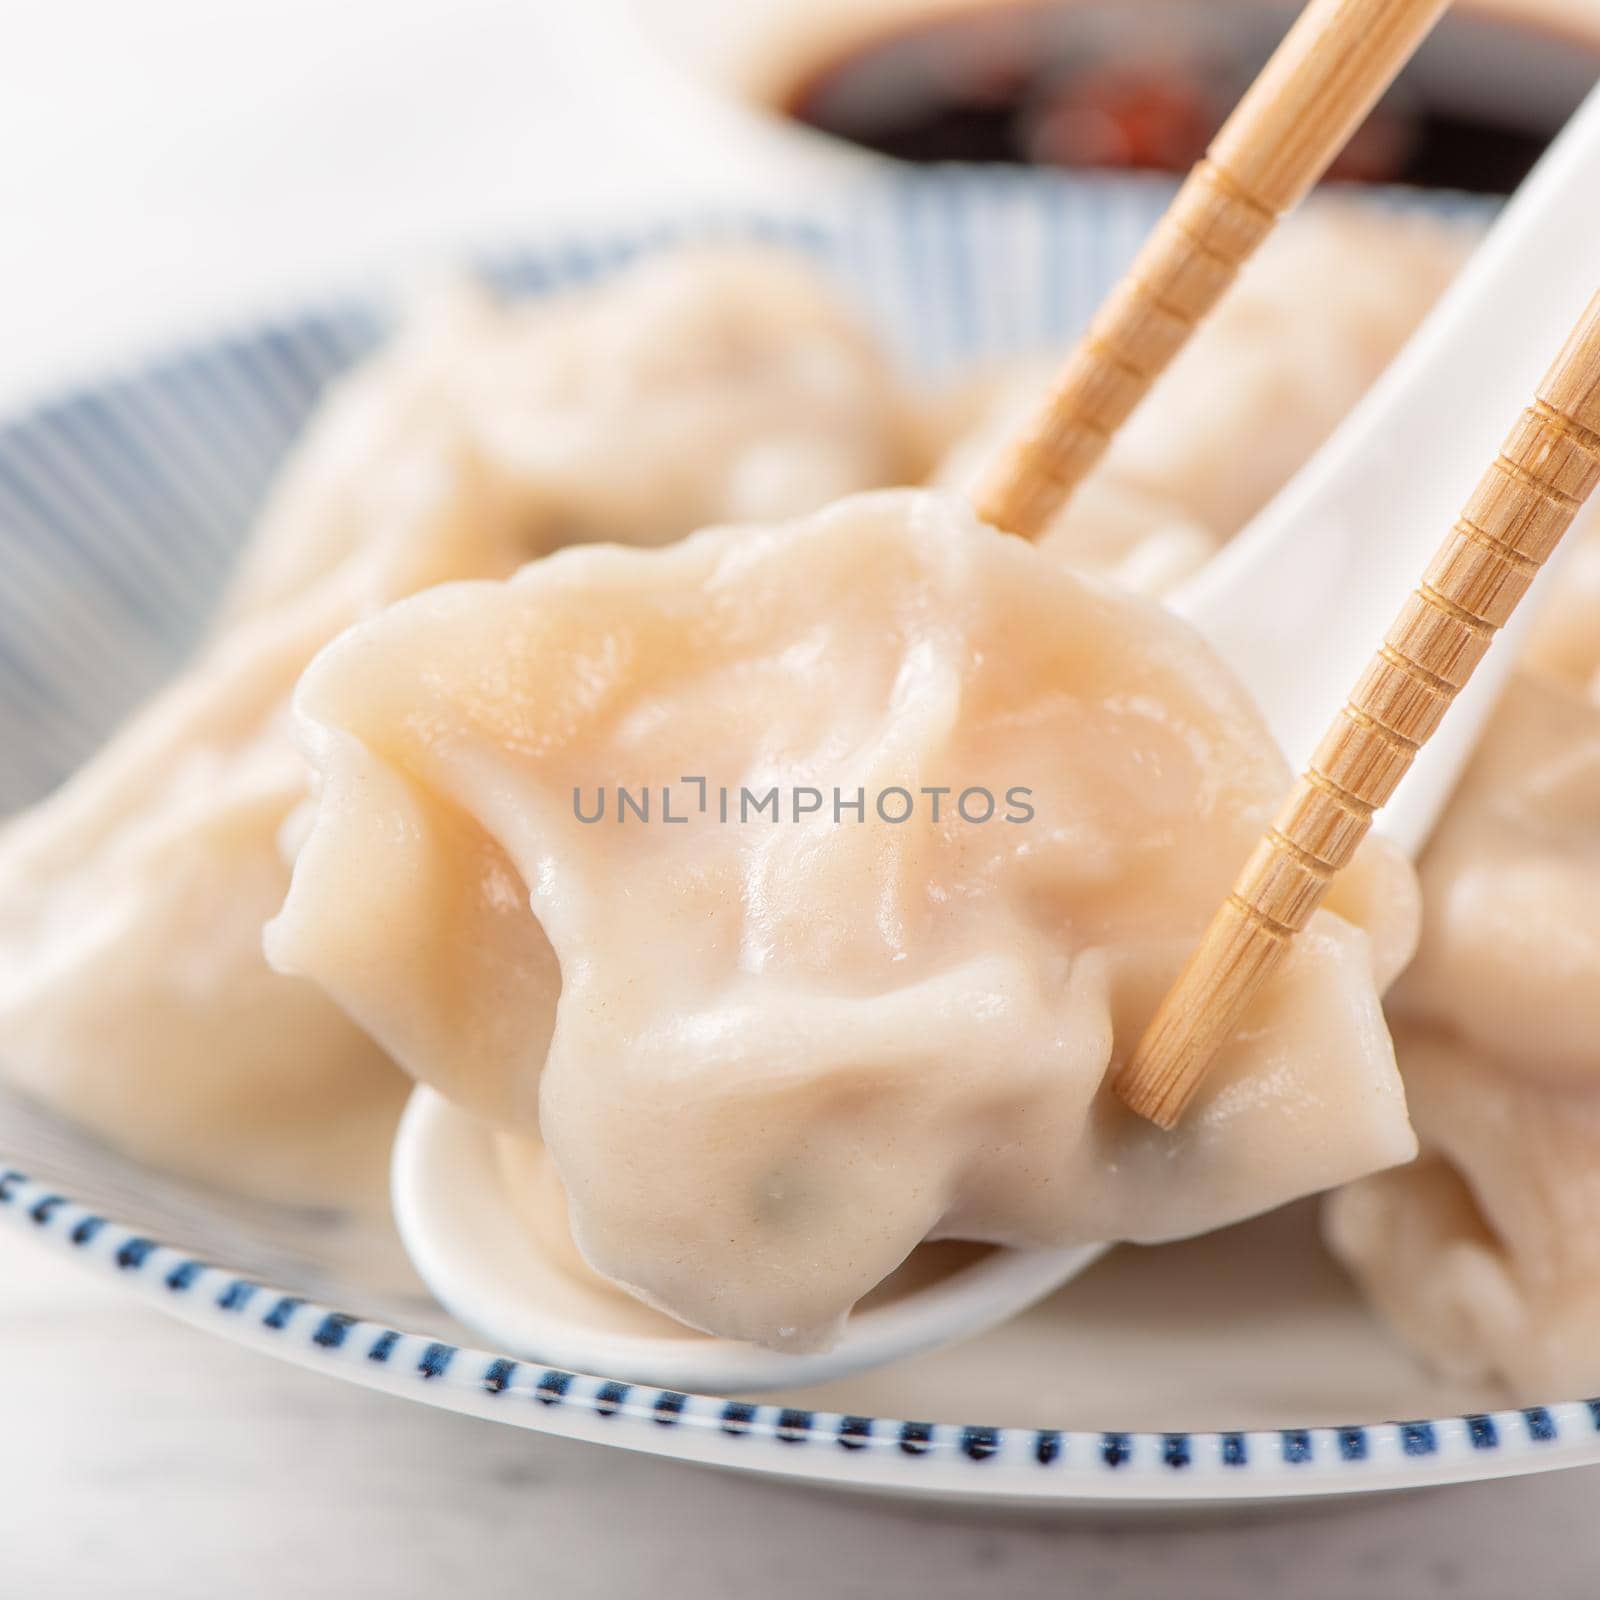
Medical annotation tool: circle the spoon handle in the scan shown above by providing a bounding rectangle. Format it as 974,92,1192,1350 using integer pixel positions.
975,0,1451,541
1116,287,1600,1130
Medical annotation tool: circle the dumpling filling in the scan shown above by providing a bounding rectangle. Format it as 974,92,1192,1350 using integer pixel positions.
269,488,1418,1349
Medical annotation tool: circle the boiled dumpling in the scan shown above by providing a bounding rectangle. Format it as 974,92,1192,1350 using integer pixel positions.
1392,669,1600,1083
226,248,921,621
936,205,1469,594
1326,1024,1600,1399
0,247,915,1206
268,488,1418,1348
0,583,402,1205
1326,531,1600,1396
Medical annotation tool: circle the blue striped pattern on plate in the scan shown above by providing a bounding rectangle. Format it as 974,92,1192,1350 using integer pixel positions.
5,1162,1599,1503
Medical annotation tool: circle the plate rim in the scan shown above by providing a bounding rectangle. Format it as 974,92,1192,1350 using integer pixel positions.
3,1161,1597,1502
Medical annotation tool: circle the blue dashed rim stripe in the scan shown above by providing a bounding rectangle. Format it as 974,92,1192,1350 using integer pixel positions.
3,1161,1598,1501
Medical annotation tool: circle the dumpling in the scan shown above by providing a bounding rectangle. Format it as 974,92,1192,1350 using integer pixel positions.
1326,532,1600,1396
0,247,915,1206
1391,669,1600,1082
936,204,1470,594
0,583,402,1206
226,248,921,622
1326,1024,1600,1398
268,488,1418,1348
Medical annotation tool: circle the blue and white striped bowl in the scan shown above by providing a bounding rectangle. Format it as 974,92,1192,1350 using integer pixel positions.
8,170,1584,1509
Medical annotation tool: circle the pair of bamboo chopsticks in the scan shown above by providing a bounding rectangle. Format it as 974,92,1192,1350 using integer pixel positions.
978,0,1600,1128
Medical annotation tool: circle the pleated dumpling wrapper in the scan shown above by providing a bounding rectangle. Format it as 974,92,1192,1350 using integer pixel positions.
269,488,1419,1348
1326,529,1600,1397
0,248,914,1207
226,248,920,624
0,583,404,1208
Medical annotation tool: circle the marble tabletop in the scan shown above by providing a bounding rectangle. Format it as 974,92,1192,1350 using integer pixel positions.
6,1224,1600,1598
5,2,1600,1592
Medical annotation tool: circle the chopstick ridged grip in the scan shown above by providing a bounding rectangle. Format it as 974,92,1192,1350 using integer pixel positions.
976,0,1453,541
1116,287,1600,1130
976,164,1275,538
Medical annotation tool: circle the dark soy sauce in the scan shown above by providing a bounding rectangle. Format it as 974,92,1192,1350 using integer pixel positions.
785,1,1600,193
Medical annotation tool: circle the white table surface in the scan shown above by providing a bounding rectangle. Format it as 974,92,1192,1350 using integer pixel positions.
7,1224,1600,1599
5,3,1600,1593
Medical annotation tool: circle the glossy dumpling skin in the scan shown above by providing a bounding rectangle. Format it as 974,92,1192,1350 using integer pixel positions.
1393,669,1600,1084
1326,1023,1600,1399
226,248,920,622
269,488,1418,1348
1327,536,1600,1396
0,580,405,1206
0,247,913,1206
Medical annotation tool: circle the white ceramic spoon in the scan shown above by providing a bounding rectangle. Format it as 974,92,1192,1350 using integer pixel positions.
393,1089,1101,1393
392,85,1600,1394
1171,83,1600,846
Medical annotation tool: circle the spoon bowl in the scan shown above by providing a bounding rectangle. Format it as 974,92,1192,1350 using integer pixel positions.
392,1087,1102,1393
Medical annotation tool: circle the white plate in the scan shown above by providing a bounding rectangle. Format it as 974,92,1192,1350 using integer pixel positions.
7,170,1579,1510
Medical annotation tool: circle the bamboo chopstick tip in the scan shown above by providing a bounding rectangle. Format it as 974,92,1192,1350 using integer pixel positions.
1112,1035,1199,1130
1117,1083,1185,1132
